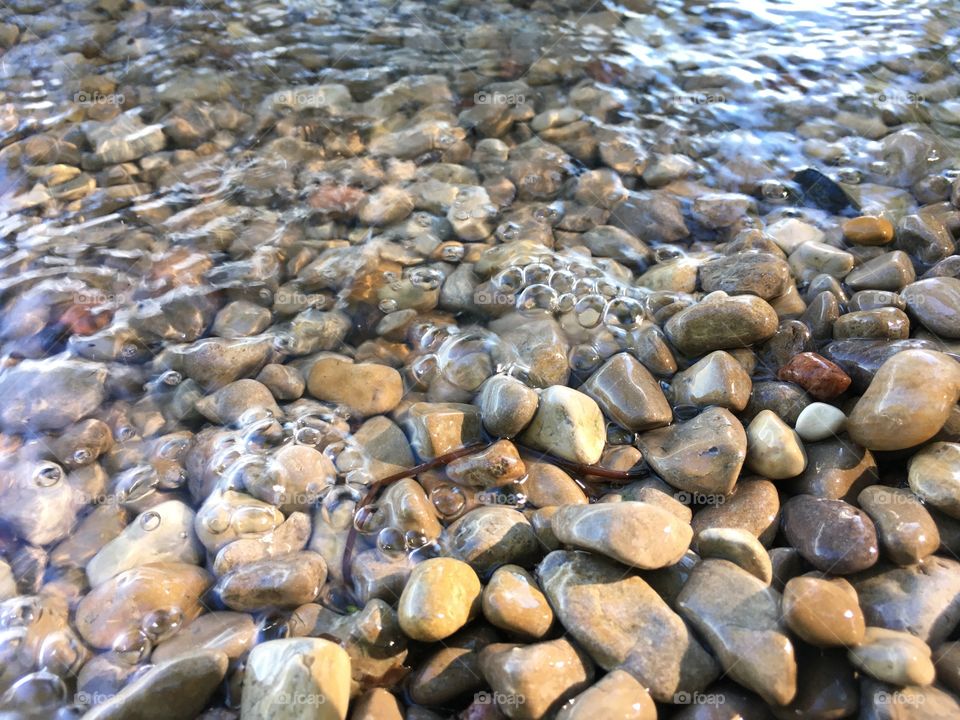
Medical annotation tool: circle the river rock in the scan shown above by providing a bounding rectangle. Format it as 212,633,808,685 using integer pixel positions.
195,379,281,426
833,307,911,340
776,352,852,400
152,611,256,663
858,485,940,565
852,556,960,645
241,638,351,720
746,410,808,479
909,442,960,518
677,558,797,706
794,402,847,442
782,495,879,574
664,292,779,357
637,406,746,495
482,565,553,639
83,651,228,720
522,456,588,506
555,669,656,720
443,506,540,573
407,626,498,706
699,251,790,300
845,251,917,291
215,551,326,611
479,638,594,720
194,489,285,554
742,380,813,426
691,477,781,545
86,500,203,587
0,358,107,432
539,550,718,701
551,502,692,569
900,276,960,339
843,216,895,245
307,356,404,418
848,627,936,686
477,375,539,438
783,573,866,647
696,527,772,583
847,349,960,450
519,385,606,465
668,350,752,411
403,402,483,460
581,352,672,431
75,562,212,649
790,437,878,501
446,440,526,488
256,363,304,400
337,416,414,482
398,557,481,642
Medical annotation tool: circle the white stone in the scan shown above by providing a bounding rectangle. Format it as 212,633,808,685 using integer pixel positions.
794,402,847,442
767,218,824,254
746,410,807,479
520,385,606,465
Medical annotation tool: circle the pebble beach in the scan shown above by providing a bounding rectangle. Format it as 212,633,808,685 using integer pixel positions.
0,0,960,718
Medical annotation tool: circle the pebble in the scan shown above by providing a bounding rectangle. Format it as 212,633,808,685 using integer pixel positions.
677,558,797,706
482,565,553,639
340,416,414,482
664,292,779,357
843,216,895,245
789,241,855,282
551,501,693,569
446,440,526,488
522,456,588,507
195,378,282,426
556,669,656,720
443,506,540,574
0,359,107,432
519,385,606,465
852,556,960,645
776,351,852,400
908,442,960,517
479,638,594,720
696,527,772,583
404,402,483,460
691,477,781,546
794,402,847,442
539,550,718,703
350,689,405,720
75,562,212,649
636,406,747,495
900,276,960,339
83,651,228,720
858,485,940,565
699,251,791,300
397,557,481,642
746,409,808,479
844,251,917,291
214,551,327,611
790,436,877,501
782,573,866,647
307,356,404,418
371,477,442,541
477,374,539,438
240,638,351,720
847,349,960,450
211,301,272,338
668,350,752,412
833,307,911,339
194,489,285,554
255,363,305,400
86,500,203,587
743,379,813,426
581,352,672,431
781,495,879,574
848,627,936,686
407,627,496,706
152,611,256,663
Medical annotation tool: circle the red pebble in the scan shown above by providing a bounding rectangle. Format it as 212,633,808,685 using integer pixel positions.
778,352,852,400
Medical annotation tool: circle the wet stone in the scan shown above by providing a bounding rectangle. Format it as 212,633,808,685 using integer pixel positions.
398,557,481,642
691,477,781,546
664,292,779,357
482,564,553,639
848,627,936,687
442,506,540,574
556,669,656,720
843,216,896,246
781,495,879,574
214,551,327,611
908,442,960,518
668,350,752,412
833,307,911,340
696,527,772,584
845,251,917,291
477,375,539,438
446,440,526,488
519,385,606,465
742,380,813,426
900,276,960,339
783,573,866,647
745,409,808,480
858,485,940,565
307,355,404,418
776,351,852,401
404,402,483,460
580,352,672,431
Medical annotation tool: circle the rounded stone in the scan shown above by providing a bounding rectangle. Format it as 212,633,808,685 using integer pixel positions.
398,557,481,642
696,527,772,584
477,375,539,438
781,495,879,574
783,573,866,647
908,442,960,518
900,276,960,339
307,355,404,418
857,485,940,565
794,402,847,442
847,627,936,686
482,565,553,639
843,216,895,246
746,410,807,479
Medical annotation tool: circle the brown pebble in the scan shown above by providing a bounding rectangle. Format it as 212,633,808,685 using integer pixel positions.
843,216,895,246
777,352,852,400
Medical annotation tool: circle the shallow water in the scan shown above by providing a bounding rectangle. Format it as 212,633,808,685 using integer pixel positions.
0,0,959,717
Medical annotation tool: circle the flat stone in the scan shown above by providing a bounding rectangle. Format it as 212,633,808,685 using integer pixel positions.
847,349,960,450
215,551,327,611
668,350,752,412
664,292,779,357
479,638,595,720
843,216,895,245
581,352,672,431
482,565,553,639
696,527,772,584
783,573,866,647
240,638,351,720
858,485,940,565
636,406,746,495
519,385,606,465
152,611,256,663
699,251,790,300
781,495,879,574
551,501,692,569
746,410,808,479
848,627,936,686
901,277,960,339
690,478,780,546
776,352,852,400
398,557,481,642
307,355,404,418
852,556,960,645
555,669,656,720
677,559,797,706
539,550,718,704
833,307,911,339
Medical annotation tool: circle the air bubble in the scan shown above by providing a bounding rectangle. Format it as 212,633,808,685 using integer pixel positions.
492,266,525,293
405,530,429,550
139,511,161,532
377,527,406,555
320,485,362,529
353,504,380,534
430,484,466,517
440,244,465,262
523,262,553,285
33,462,62,487
112,629,151,665
378,298,399,313
141,607,183,642
569,344,601,372
409,267,444,291
516,284,559,316
159,370,182,386
602,297,645,336
574,294,605,329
